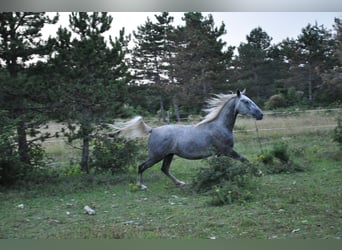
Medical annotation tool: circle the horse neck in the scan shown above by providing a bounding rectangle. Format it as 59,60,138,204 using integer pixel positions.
214,97,238,131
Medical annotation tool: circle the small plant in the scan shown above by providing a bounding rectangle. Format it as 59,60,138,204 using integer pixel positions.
128,183,140,192
61,164,83,177
271,142,290,163
192,156,259,206
257,142,307,174
256,152,274,165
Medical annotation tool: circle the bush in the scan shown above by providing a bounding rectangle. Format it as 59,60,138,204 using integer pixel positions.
257,142,307,174
90,136,142,175
333,116,342,149
0,114,24,186
271,142,290,163
192,156,260,206
265,94,287,110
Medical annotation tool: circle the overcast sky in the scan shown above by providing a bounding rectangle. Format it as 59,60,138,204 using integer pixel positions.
44,12,341,48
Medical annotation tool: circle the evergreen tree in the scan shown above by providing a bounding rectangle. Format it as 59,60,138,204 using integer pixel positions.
130,12,175,121
280,23,335,104
319,18,342,103
49,12,130,173
231,27,284,99
172,12,233,112
0,12,58,166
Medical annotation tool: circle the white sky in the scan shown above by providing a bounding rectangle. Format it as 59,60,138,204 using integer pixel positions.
44,12,341,49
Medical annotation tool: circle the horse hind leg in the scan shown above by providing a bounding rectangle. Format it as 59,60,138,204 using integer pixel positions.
161,154,186,187
137,157,161,189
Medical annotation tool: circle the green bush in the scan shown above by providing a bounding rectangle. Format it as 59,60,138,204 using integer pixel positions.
271,142,290,163
192,156,259,206
90,136,142,175
265,94,287,110
0,114,23,186
333,116,342,149
257,142,307,174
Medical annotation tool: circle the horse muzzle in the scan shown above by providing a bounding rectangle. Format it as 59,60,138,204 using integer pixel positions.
255,112,263,120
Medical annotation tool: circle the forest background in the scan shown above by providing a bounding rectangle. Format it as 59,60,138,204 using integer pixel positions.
0,12,341,185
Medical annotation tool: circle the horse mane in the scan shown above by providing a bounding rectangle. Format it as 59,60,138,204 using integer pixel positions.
196,93,237,126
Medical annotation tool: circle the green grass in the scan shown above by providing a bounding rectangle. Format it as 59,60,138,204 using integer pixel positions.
0,113,342,239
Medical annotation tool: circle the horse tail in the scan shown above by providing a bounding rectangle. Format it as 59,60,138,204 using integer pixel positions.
110,116,152,140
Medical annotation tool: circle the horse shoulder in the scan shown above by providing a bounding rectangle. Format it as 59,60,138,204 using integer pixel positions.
210,126,234,147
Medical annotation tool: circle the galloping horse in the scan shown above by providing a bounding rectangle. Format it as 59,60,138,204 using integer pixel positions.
115,90,263,189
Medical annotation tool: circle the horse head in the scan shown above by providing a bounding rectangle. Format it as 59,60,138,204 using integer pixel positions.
235,89,263,120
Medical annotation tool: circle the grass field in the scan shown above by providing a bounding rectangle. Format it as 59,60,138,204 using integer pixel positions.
0,110,341,239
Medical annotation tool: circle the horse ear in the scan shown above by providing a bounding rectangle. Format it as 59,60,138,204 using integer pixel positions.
236,89,241,97
241,89,246,95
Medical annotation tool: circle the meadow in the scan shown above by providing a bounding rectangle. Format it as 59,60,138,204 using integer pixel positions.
0,109,341,239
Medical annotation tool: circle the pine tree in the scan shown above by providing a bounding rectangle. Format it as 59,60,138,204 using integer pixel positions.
0,12,58,166
130,12,175,122
49,12,130,173
280,23,335,104
231,27,279,98
172,12,233,112
318,18,342,103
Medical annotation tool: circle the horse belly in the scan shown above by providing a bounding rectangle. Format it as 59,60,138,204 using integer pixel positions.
148,125,213,159
175,136,212,159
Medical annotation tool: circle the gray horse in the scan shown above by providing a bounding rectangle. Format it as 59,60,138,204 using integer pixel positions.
115,90,263,189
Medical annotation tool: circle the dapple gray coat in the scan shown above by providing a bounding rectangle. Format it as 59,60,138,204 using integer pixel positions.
115,90,263,189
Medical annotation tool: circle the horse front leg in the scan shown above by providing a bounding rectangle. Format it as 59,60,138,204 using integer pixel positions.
229,149,263,176
230,149,249,163
214,139,249,163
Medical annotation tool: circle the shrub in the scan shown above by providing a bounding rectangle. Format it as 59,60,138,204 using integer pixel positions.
265,94,287,110
90,136,142,175
256,152,274,165
257,142,307,174
271,142,290,163
0,114,24,186
333,116,342,149
192,156,259,206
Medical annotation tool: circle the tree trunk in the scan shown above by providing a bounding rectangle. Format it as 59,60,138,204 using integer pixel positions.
159,95,167,123
17,120,30,165
11,62,30,165
173,96,181,122
308,65,313,102
80,133,90,174
80,120,91,174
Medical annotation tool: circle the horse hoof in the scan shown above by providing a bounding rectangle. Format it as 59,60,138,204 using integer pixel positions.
140,184,148,190
176,181,186,187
